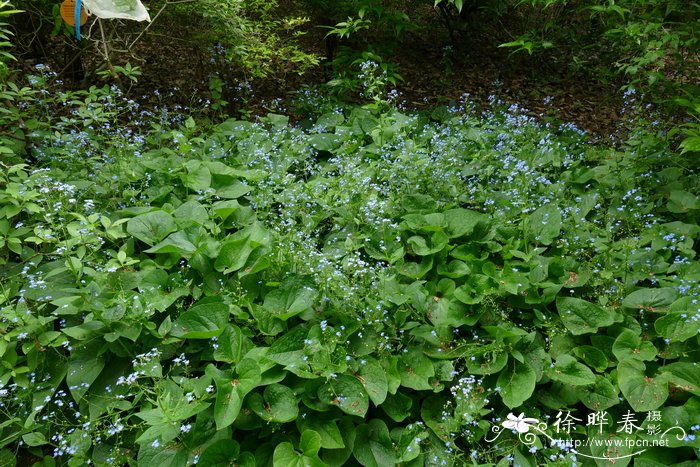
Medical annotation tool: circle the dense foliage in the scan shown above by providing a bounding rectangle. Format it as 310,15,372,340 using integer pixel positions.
1,61,699,466
1,0,699,466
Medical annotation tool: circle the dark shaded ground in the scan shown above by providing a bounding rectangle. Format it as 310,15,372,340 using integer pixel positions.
12,2,624,141
386,30,623,141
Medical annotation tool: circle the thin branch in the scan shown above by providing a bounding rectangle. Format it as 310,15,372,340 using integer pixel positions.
98,18,121,86
128,0,197,49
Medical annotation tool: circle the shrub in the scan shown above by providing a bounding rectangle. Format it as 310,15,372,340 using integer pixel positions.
0,68,698,465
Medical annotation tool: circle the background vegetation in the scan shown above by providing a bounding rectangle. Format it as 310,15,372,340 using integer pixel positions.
0,0,699,466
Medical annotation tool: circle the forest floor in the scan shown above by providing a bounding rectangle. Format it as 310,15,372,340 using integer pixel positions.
14,3,625,142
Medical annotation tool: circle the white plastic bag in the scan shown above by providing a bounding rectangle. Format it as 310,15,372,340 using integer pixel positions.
83,0,151,22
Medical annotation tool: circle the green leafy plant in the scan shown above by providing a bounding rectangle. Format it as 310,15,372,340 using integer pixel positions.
195,0,320,79
1,63,699,467
0,0,21,80
326,51,403,106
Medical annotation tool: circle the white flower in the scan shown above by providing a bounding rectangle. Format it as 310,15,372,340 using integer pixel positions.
502,413,539,433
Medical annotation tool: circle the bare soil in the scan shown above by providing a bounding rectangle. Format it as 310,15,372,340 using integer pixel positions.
12,2,625,141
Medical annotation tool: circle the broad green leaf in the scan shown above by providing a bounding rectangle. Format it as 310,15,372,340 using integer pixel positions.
617,359,668,411
263,276,318,320
267,324,308,367
612,329,657,361
525,203,561,245
236,358,264,393
499,267,530,295
356,357,388,406
497,361,536,408
511,448,536,467
573,345,609,372
134,356,162,379
215,236,257,274
210,359,261,430
483,324,528,339
86,358,132,420
0,449,15,467
667,190,700,213
198,439,240,466
126,210,176,246
661,220,700,238
353,419,397,467
621,287,678,311
299,430,322,457
547,355,595,386
272,442,325,467
297,412,345,449
680,135,700,154
318,374,369,417
171,300,229,339
406,232,448,256
213,324,254,363
249,383,299,423
238,248,271,277
575,375,619,411
588,432,635,467
654,312,700,342
399,349,435,390
466,349,508,375
427,297,472,328
182,161,211,191
216,181,251,199
659,362,700,396
62,320,105,340
136,420,180,445
144,231,197,255
556,297,615,335
214,386,243,430
657,399,700,449
212,200,241,221
258,365,287,386
380,391,412,422
453,274,495,305
402,213,444,231
401,193,437,213
316,112,344,128
144,185,174,204
272,443,303,467
249,222,272,245
172,200,209,226
397,256,434,279
67,343,106,402
527,254,550,283
308,133,340,151
436,259,471,278
395,424,428,462
443,208,485,238
170,400,209,421
250,304,285,336
21,432,47,447
137,442,189,467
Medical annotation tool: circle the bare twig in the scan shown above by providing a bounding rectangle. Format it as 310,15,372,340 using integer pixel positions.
128,0,197,49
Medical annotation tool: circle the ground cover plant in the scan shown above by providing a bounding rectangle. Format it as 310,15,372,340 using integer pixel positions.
0,60,699,466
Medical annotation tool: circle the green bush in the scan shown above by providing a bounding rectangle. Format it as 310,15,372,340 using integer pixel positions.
0,66,698,466
194,0,320,79
0,0,20,81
